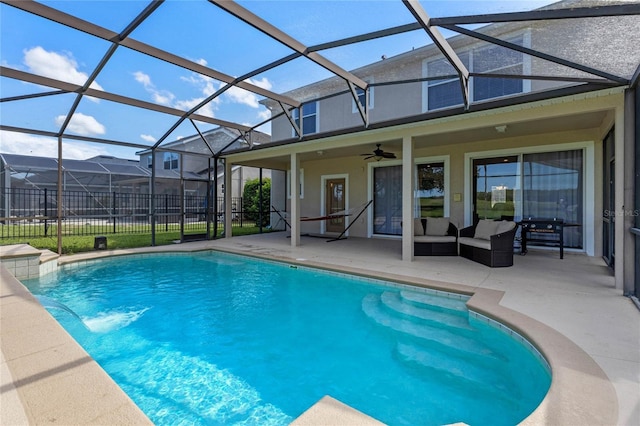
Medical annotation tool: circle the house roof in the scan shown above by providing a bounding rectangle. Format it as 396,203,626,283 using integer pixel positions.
135,126,271,157
1,0,639,159
0,152,201,180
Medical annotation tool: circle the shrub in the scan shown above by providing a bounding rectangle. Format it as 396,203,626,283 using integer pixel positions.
242,178,271,227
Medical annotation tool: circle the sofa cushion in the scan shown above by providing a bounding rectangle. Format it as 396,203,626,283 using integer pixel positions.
414,235,456,243
426,217,450,236
413,218,425,236
495,220,516,234
474,219,498,240
459,237,492,250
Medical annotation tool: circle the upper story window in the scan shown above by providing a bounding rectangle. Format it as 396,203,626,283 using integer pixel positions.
163,152,179,170
425,53,469,110
472,36,525,101
292,102,318,136
146,156,152,168
352,81,374,113
423,34,528,111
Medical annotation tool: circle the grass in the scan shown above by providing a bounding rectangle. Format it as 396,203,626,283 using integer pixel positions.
1,225,274,255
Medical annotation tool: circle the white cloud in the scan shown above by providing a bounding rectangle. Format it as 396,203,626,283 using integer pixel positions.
23,47,104,99
257,108,271,122
224,77,273,109
55,113,106,136
0,130,109,160
133,62,274,120
140,134,156,143
133,71,152,88
133,71,175,106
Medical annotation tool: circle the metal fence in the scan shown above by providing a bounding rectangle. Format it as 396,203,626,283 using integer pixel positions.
0,188,266,240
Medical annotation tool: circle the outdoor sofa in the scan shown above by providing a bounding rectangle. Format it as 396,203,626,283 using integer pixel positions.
413,217,458,256
458,219,517,267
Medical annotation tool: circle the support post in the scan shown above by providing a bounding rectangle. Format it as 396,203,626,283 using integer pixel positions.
623,89,636,294
224,159,233,238
57,136,63,255
402,135,415,261
290,152,300,247
615,97,626,290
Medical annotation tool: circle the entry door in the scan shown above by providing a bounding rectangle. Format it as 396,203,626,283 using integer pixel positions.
325,178,345,233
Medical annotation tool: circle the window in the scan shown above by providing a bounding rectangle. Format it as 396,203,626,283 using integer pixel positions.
416,162,445,217
147,156,152,168
163,152,179,170
425,54,469,110
424,34,528,111
352,82,374,113
292,102,318,136
473,36,525,101
287,168,304,199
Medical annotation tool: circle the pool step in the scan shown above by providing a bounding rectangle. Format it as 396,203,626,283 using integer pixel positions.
362,294,499,360
380,291,473,332
395,342,520,402
399,290,468,314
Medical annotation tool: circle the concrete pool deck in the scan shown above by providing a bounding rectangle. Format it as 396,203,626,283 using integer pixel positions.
1,234,639,425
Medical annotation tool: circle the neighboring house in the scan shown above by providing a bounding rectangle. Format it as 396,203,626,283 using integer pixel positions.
136,126,272,199
229,0,639,294
1,126,272,220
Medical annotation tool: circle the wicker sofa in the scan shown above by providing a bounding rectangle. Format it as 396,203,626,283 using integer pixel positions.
458,219,517,267
413,217,458,256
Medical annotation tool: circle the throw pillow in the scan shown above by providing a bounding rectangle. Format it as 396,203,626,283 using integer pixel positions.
426,217,450,236
496,220,515,234
474,219,499,240
413,218,425,236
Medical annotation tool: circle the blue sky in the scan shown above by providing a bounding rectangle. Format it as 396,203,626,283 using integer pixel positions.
0,0,555,160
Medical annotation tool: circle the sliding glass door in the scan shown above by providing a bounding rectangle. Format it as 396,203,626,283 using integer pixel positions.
472,149,584,250
473,156,519,223
523,150,583,249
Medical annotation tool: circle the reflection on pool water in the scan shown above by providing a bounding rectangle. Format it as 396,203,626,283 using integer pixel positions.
24,251,550,425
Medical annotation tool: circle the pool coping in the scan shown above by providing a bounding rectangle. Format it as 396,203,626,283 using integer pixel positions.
1,244,617,425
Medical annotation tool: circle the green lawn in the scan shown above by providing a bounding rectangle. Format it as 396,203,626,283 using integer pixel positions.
1,225,273,254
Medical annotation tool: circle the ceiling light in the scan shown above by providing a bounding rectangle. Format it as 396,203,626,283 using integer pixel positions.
495,125,507,133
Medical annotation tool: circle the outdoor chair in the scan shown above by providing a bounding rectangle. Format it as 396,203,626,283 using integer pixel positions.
458,219,517,267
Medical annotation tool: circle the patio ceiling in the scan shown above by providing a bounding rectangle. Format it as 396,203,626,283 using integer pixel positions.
1,0,639,161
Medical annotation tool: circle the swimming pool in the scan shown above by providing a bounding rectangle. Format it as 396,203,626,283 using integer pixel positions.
24,251,550,425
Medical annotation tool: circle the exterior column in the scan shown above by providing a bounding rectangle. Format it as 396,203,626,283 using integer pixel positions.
224,159,233,238
623,89,636,293
402,135,415,261
290,152,300,247
614,97,626,290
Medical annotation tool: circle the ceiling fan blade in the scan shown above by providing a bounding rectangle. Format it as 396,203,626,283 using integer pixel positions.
382,152,396,158
363,155,374,160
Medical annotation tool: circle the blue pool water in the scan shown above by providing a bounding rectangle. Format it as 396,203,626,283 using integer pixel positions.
24,251,550,425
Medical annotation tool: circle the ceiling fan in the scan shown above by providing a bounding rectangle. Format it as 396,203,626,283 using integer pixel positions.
361,144,396,161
